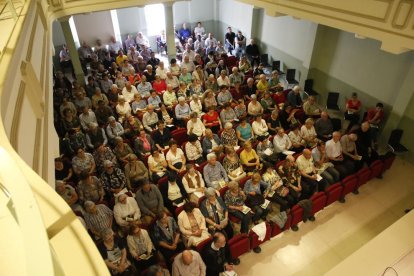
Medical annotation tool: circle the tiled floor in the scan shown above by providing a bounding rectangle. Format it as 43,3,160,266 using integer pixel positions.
235,157,414,276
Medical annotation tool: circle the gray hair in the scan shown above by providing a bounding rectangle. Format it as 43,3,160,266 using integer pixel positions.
100,228,114,239
108,116,116,122
205,187,216,198
207,153,216,161
224,122,233,129
84,201,95,210
227,181,239,190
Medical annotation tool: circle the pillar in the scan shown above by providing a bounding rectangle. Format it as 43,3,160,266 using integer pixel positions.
164,2,176,61
59,17,85,86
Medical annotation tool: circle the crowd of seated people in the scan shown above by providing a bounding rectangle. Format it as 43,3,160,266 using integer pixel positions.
53,21,386,276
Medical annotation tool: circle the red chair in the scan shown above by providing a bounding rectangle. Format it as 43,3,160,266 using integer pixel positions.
356,167,371,189
238,175,251,190
197,195,206,207
383,154,396,171
229,214,241,223
290,204,304,231
157,176,168,187
174,205,184,218
341,174,358,199
271,212,292,237
171,128,188,146
370,160,384,179
325,182,344,205
310,192,327,216
195,236,213,253
229,234,250,259
196,161,208,173
219,186,229,198
249,222,271,253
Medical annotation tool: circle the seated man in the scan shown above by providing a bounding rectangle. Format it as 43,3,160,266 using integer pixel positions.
163,84,178,107
315,112,334,141
202,128,223,156
55,180,81,212
302,96,321,117
179,23,192,43
172,250,206,276
83,201,113,238
142,104,159,132
325,131,355,179
286,85,303,108
252,114,269,138
356,122,379,166
273,127,293,155
113,194,141,230
203,153,229,190
135,180,166,224
106,116,125,143
296,149,328,192
341,133,363,171
152,121,172,151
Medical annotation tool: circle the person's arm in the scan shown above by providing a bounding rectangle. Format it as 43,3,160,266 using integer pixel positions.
66,187,78,205
136,193,153,216
63,168,73,182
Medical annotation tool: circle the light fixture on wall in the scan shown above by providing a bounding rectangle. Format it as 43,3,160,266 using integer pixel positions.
354,34,366,39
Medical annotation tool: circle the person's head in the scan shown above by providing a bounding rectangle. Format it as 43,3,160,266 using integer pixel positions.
351,92,358,100
243,141,252,151
141,75,147,83
55,180,66,194
178,96,186,105
224,145,236,156
302,148,312,159
182,250,194,266
170,58,177,65
118,95,126,105
205,187,217,201
252,172,261,184
142,180,152,193
224,122,233,130
255,114,262,122
169,139,178,151
186,163,196,175
361,121,370,132
308,95,316,104
332,131,341,142
251,94,257,102
376,102,384,111
190,112,198,121
147,104,154,113
250,39,255,45
228,181,239,192
213,232,227,248
293,85,301,94
271,110,279,119
139,129,147,138
183,201,195,214
84,201,96,214
151,148,160,158
305,118,314,128
114,136,123,147
264,162,274,174
277,127,285,137
207,152,217,165
157,120,165,131
118,194,128,205
290,123,300,133
75,147,85,158
205,128,213,138
321,111,329,120
317,141,325,151
349,133,358,142
157,210,169,225
167,172,177,183
81,105,89,115
183,55,190,63
286,155,295,165
129,223,142,236
133,93,142,103
188,134,198,144
101,228,114,243
104,160,114,173
128,154,138,162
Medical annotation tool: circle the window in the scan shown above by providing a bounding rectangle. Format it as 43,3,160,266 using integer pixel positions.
144,4,165,36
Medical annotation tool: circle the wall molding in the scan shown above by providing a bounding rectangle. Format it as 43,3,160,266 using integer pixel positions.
33,119,42,173
10,81,26,151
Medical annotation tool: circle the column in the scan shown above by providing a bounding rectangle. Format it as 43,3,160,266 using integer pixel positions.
164,2,176,61
59,17,85,86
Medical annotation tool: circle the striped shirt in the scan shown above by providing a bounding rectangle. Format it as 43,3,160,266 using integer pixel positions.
84,204,113,233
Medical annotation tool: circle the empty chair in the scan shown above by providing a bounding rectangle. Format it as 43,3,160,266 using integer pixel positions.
271,212,291,237
171,128,188,146
310,192,327,216
383,152,396,171
290,204,304,231
369,160,384,179
331,118,342,131
341,175,359,198
260,54,269,67
272,60,282,73
304,79,318,96
388,129,408,153
286,69,298,85
196,236,213,252
356,167,371,189
325,182,344,205
228,234,250,259
326,92,340,110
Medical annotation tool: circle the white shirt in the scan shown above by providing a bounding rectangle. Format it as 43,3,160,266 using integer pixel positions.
183,50,196,62
116,103,131,118
252,119,268,136
122,86,138,103
300,125,317,140
190,100,203,115
217,76,230,87
296,155,315,174
113,197,141,227
326,139,342,159
273,134,292,153
168,182,182,201
288,131,303,145
166,76,180,89
155,67,168,80
166,148,185,165
187,118,206,137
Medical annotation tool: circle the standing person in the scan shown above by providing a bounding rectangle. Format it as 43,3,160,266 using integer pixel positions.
224,27,236,55
234,31,246,58
59,44,74,76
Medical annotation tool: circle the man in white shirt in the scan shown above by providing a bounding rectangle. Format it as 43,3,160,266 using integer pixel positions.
205,33,218,48
181,55,195,73
108,36,122,55
122,81,138,103
166,72,180,89
297,149,328,192
142,105,159,132
273,128,292,154
182,44,196,62
325,131,355,179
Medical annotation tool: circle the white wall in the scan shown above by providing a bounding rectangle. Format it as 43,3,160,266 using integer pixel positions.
73,11,115,46
52,21,66,47
217,0,253,38
311,26,414,105
260,15,318,69
117,7,146,37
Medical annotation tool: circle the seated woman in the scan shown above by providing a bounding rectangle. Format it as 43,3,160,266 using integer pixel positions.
243,172,271,224
252,114,269,138
113,193,142,230
234,98,247,120
177,81,189,99
238,56,251,74
124,154,149,189
236,117,254,144
300,118,318,148
187,112,206,138
157,103,176,131
72,147,96,176
131,93,148,115
279,105,299,130
268,110,281,135
99,228,136,276
247,94,263,117
220,102,237,125
256,135,279,165
152,211,185,269
272,86,286,108
189,94,203,116
202,89,218,111
344,92,362,132
127,224,157,273
113,137,134,166
133,129,155,160
203,106,222,133
160,172,188,214
240,141,261,173
182,164,206,204
200,187,233,239
262,164,295,212
221,122,238,148
185,134,205,165
260,91,276,113
116,96,131,123
123,115,143,140
288,123,305,153
166,140,186,173
152,74,167,94
147,149,168,183
223,146,246,182
189,78,204,97
177,202,211,247
224,181,252,234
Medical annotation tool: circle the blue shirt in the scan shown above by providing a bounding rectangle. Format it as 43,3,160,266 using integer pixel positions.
237,123,253,140
243,180,269,195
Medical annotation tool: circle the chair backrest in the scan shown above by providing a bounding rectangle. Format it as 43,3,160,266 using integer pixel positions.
260,54,269,66
388,129,403,145
272,60,281,71
304,79,313,92
327,92,340,108
286,69,296,81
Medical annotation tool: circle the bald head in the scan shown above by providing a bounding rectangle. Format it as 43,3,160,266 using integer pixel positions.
182,250,193,265
361,121,370,132
303,148,312,159
213,232,226,248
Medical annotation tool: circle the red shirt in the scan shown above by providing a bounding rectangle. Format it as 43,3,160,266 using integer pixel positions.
347,99,361,110
366,108,384,123
273,93,286,105
203,111,219,125
152,80,167,94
